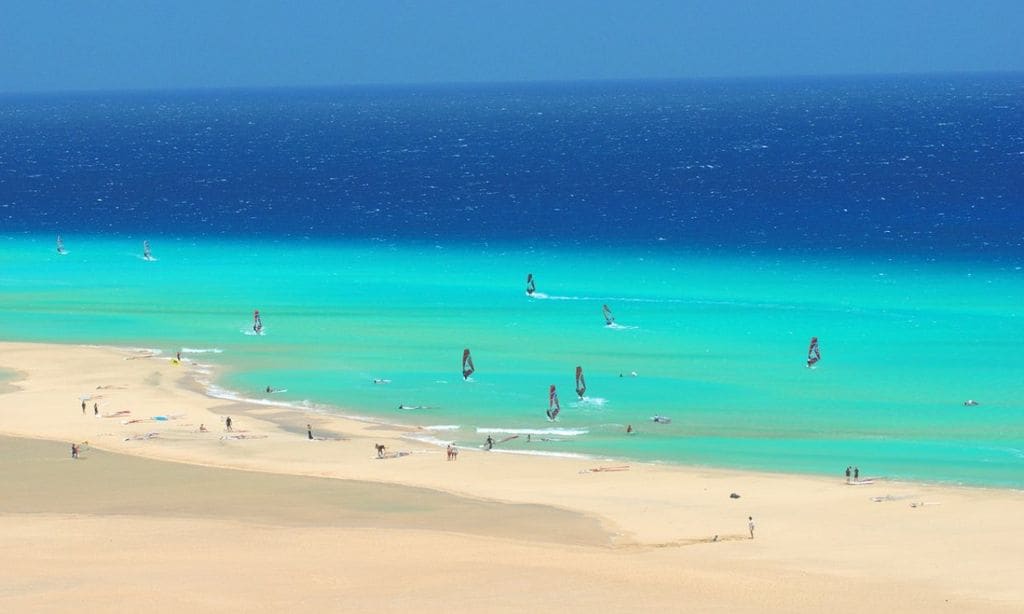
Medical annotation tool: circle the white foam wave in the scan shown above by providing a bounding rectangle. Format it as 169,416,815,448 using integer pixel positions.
424,425,461,431
181,347,224,354
489,449,594,460
476,427,588,436
404,434,459,447
574,397,608,407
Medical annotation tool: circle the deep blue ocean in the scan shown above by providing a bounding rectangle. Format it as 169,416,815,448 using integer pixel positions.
3,74,1022,254
1,75,1023,487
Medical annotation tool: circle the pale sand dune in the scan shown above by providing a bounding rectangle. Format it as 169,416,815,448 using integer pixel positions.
1,341,1022,613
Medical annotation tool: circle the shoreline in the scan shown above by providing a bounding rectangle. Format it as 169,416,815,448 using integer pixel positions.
185,344,1024,492
2,340,1024,611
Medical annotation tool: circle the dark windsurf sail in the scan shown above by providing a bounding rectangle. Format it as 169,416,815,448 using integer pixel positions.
143,240,152,260
575,366,586,399
807,337,821,367
462,348,475,380
253,310,263,334
546,384,561,420
526,273,536,296
602,304,615,326
56,234,66,255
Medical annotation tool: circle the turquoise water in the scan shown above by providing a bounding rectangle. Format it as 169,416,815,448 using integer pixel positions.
2,234,1022,487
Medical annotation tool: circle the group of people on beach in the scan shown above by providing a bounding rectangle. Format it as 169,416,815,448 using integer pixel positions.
446,443,459,460
844,466,861,483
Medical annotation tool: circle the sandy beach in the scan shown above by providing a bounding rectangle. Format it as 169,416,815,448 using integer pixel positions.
1,341,1022,612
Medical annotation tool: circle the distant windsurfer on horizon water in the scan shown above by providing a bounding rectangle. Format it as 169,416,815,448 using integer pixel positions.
253,310,263,335
807,337,821,368
575,366,586,400
603,304,615,326
56,234,66,255
143,240,153,261
526,273,536,296
546,384,561,420
462,348,475,380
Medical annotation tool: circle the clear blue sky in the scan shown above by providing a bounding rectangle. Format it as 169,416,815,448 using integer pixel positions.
2,0,1023,93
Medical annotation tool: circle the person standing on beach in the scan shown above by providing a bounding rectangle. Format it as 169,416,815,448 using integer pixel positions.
854,467,859,482
71,443,78,459
748,516,755,539
81,400,86,414
225,416,233,432
845,466,851,483
93,402,98,417
485,436,494,451
307,424,313,440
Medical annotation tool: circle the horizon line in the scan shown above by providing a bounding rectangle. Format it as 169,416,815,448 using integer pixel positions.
1,68,1021,98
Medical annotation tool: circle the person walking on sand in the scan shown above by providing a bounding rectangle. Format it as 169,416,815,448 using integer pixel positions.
446,444,453,460
93,402,98,417
451,444,459,460
81,399,86,414
225,416,233,432
307,424,313,440
845,466,852,483
71,443,79,459
748,516,755,539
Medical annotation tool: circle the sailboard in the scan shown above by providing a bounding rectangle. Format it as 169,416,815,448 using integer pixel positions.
526,273,536,296
253,310,264,335
56,234,67,255
575,366,586,399
602,304,615,326
546,385,561,420
143,240,154,261
807,337,821,368
462,348,475,380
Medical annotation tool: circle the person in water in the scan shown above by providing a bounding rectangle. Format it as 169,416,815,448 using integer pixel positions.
307,424,314,440
266,386,273,393
626,424,633,434
485,436,494,451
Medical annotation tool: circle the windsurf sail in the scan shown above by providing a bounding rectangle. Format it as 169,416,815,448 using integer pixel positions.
56,234,66,254
575,366,586,399
807,337,821,367
253,310,263,334
546,384,561,420
462,348,475,380
143,240,152,260
602,304,615,326
526,273,536,295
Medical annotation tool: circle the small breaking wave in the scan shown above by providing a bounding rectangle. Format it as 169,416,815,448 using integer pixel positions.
181,347,224,354
476,427,588,436
404,434,460,447
424,424,461,431
490,449,594,460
